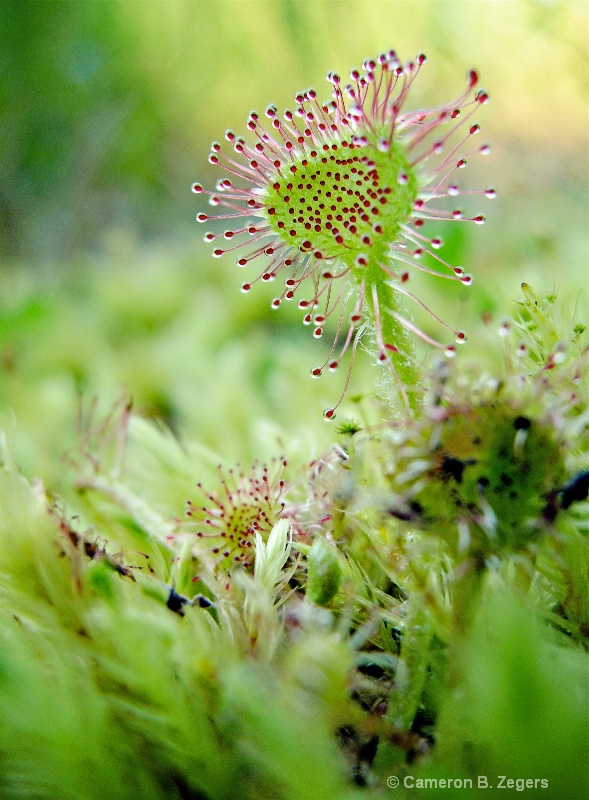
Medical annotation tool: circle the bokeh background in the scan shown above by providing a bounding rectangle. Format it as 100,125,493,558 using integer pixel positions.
1,0,587,484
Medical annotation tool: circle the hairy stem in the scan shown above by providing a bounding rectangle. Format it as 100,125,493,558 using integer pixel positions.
365,277,423,413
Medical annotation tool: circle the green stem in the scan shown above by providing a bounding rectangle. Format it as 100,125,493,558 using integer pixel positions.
386,598,433,729
446,556,486,691
364,277,423,414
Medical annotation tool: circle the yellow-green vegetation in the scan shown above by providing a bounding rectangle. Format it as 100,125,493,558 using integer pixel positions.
0,285,587,799
0,3,588,799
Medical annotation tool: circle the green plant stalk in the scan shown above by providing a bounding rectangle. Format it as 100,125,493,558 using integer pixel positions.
363,274,422,412
446,556,486,692
386,597,433,729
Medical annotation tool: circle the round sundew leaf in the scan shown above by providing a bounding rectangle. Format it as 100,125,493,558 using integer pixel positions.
389,403,567,555
195,50,490,414
263,136,418,284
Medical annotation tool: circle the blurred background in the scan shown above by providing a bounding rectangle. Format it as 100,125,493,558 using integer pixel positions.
0,0,587,484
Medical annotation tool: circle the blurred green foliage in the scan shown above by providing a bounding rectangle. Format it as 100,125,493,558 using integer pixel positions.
0,2,585,450
0,5,587,795
0,0,588,480
1,0,189,258
1,0,587,263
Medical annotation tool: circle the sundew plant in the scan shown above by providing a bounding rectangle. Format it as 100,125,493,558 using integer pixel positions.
0,46,588,800
193,50,491,415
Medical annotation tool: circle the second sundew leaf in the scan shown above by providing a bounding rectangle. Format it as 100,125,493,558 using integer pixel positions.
387,401,568,557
